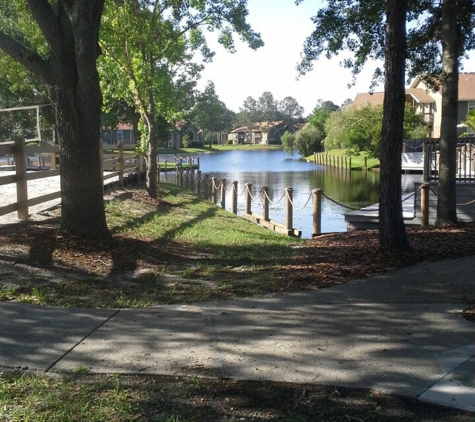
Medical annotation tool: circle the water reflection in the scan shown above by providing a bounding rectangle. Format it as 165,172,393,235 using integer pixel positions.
159,150,423,238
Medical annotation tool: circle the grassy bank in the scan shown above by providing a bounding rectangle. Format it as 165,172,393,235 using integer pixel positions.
158,143,282,154
0,184,301,308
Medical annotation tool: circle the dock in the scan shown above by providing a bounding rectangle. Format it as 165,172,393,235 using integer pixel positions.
345,182,475,230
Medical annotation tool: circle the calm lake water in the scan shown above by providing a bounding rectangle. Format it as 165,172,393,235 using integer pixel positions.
160,150,422,238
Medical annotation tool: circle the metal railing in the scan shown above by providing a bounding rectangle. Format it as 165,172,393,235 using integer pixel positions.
423,137,475,182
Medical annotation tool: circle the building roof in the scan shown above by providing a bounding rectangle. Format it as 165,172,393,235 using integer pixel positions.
229,121,285,133
354,73,475,106
116,123,133,130
406,88,435,103
352,92,385,106
410,72,475,100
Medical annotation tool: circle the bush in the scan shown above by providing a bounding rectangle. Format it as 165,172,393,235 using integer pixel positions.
182,134,190,148
281,131,296,155
295,125,324,157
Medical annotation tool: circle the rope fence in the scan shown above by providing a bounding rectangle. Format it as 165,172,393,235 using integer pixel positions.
165,167,473,237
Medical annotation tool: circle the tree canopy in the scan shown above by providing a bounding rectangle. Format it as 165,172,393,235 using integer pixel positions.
192,81,234,145
324,104,426,156
99,0,263,196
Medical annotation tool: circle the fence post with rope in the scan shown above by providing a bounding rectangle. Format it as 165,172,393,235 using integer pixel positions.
232,181,238,214
245,183,252,215
312,188,322,236
220,178,226,209
421,183,429,227
211,177,217,205
262,186,269,222
285,188,293,232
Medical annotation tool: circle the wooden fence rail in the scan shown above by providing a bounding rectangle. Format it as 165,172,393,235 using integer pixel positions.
0,136,140,221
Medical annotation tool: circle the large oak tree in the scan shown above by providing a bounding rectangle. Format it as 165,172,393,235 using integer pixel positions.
0,0,109,239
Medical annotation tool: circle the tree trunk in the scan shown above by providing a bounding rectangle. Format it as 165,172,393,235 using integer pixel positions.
0,1,109,238
49,1,109,238
146,122,158,198
436,0,458,225
379,0,411,252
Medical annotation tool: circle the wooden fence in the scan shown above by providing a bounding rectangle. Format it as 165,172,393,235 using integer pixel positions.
313,152,353,170
0,136,140,221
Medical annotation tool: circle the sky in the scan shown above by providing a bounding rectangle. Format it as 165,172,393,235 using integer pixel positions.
196,0,384,116
196,0,475,117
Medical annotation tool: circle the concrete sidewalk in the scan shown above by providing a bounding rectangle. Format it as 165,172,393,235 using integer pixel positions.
1,256,474,412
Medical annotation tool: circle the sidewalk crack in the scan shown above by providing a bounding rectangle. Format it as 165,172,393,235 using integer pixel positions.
45,309,121,373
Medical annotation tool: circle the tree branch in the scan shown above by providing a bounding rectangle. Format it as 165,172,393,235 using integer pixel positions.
26,0,61,48
0,31,52,84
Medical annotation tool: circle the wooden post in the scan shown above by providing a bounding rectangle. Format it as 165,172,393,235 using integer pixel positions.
197,171,202,197
211,177,217,204
262,186,269,222
421,183,429,227
118,141,124,188
245,183,252,214
285,188,293,232
175,166,180,186
314,152,316,164
220,178,226,209
232,181,238,214
197,157,200,170
312,188,322,237
364,156,368,171
14,135,28,220
349,156,352,170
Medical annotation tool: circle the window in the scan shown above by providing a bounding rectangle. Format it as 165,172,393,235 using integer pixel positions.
116,130,124,143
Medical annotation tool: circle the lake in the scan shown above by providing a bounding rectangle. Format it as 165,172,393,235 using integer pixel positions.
159,149,423,238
